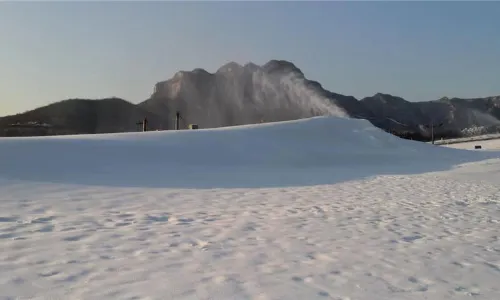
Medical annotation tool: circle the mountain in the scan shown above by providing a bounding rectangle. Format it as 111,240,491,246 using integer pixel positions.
139,59,500,140
1,59,500,139
140,60,372,130
0,98,164,137
359,94,500,139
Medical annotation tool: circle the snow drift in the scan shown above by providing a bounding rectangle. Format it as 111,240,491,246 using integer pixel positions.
0,116,496,188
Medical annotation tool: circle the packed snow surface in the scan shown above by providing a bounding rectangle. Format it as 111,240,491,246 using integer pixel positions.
443,137,500,151
0,116,499,299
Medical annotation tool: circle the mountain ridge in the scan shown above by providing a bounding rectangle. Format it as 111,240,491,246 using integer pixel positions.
2,59,500,139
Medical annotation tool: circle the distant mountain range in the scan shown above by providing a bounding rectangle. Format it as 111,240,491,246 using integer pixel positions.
2,59,500,139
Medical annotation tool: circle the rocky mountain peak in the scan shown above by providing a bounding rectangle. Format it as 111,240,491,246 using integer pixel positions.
262,59,303,75
217,61,244,73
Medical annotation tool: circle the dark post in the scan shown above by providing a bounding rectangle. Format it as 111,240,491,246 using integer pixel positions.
136,117,149,132
143,117,148,132
175,111,180,130
429,122,444,144
431,123,434,144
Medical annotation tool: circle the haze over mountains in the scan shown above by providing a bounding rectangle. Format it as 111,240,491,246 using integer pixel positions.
2,59,500,139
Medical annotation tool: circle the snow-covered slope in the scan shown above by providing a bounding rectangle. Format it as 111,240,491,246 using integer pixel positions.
1,116,500,300
0,116,494,188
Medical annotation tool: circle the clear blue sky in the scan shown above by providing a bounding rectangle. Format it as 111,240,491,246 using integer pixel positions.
1,1,499,116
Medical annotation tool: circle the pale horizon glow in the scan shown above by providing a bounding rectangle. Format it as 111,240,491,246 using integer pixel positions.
1,1,499,117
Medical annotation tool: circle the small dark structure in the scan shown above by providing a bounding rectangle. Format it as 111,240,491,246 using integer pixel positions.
475,145,482,149
136,117,149,132
188,124,199,130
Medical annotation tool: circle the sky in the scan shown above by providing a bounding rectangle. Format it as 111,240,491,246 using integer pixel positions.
1,1,499,117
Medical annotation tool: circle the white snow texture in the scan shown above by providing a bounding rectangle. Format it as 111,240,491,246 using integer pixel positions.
0,116,499,300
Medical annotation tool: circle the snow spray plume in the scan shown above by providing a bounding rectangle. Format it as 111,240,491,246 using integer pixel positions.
469,110,500,127
251,68,348,118
460,110,500,137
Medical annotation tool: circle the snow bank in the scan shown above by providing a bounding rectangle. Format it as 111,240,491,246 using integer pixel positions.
0,116,496,188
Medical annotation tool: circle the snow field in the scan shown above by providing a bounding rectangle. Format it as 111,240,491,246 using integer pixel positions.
0,116,499,299
442,137,500,151
1,172,499,299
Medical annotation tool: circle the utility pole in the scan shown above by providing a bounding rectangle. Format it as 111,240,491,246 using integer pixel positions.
136,117,148,132
425,122,443,144
431,123,434,144
175,111,180,130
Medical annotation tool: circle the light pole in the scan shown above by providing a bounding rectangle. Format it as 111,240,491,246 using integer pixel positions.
175,111,182,130
136,117,148,132
424,122,444,144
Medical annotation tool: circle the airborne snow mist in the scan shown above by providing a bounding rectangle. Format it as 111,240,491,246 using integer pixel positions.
251,67,348,118
142,60,349,129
